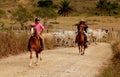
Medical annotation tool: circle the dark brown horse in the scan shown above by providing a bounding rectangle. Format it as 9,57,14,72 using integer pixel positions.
28,27,43,66
76,24,87,55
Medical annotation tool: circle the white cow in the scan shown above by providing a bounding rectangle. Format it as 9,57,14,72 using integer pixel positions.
87,28,109,44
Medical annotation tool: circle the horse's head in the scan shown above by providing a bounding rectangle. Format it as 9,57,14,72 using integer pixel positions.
30,27,37,36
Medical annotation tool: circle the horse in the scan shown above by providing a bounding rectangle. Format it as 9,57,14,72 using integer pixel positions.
28,27,43,66
76,24,87,55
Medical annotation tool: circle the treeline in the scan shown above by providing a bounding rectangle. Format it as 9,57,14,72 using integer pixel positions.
95,0,120,16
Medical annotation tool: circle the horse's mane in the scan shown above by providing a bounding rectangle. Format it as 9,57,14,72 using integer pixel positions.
32,28,39,39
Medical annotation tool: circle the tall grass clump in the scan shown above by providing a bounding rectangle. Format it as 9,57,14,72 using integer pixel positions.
44,35,56,49
98,41,120,77
0,31,29,58
0,30,58,58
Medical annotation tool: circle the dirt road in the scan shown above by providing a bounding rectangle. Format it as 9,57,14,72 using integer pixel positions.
0,43,112,77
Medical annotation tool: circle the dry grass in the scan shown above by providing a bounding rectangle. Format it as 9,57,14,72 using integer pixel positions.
98,42,120,77
96,23,120,77
0,30,56,58
0,31,29,58
47,16,120,31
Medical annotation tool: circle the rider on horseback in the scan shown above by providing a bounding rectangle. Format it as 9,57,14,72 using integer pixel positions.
31,17,45,50
75,19,88,46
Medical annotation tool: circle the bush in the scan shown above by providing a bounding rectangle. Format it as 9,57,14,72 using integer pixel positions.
44,36,56,49
0,31,57,58
96,0,119,16
11,5,33,27
0,9,6,18
37,0,53,7
33,7,57,19
0,31,29,58
112,42,120,59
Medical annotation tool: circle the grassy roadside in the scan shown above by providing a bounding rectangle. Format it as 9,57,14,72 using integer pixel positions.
0,31,29,58
98,41,120,77
0,30,56,59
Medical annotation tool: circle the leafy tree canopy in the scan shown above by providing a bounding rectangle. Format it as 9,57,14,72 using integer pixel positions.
58,0,73,16
37,0,53,7
11,5,33,26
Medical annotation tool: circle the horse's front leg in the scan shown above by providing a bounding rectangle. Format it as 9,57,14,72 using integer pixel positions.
35,52,39,65
81,45,85,55
29,51,32,66
40,53,42,61
78,44,80,54
80,45,83,55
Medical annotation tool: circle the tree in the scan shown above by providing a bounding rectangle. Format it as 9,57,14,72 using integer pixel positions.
96,0,107,15
11,5,33,27
37,0,53,7
36,0,57,27
109,2,119,15
96,0,119,16
34,7,57,19
58,0,73,16
0,9,6,18
106,1,112,16
33,7,57,27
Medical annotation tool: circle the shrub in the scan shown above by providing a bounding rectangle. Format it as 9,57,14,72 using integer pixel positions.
11,5,33,27
0,31,29,58
0,9,6,18
37,0,53,7
33,7,57,19
96,0,119,16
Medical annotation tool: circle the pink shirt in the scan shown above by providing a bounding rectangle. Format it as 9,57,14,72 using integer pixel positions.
31,22,44,35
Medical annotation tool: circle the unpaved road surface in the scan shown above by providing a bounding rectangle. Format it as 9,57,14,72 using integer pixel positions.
0,43,112,77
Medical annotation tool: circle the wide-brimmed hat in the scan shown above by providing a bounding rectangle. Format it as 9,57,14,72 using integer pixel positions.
80,19,85,22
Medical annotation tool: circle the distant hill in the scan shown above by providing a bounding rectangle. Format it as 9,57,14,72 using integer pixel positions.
0,0,119,15
0,0,119,20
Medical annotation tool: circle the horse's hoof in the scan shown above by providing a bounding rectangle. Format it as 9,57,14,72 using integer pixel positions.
35,62,39,66
36,64,38,66
81,53,84,55
29,62,32,66
29,63,32,66
40,58,42,61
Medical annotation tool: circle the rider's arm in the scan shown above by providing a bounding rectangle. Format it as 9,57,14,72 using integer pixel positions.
84,24,88,33
40,23,45,34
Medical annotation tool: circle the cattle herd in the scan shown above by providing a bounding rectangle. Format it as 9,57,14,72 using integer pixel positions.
8,26,111,47
42,28,110,47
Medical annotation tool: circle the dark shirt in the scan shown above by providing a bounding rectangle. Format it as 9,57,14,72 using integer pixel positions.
77,24,88,33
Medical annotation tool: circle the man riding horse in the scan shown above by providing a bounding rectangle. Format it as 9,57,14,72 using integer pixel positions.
75,19,88,48
30,17,45,50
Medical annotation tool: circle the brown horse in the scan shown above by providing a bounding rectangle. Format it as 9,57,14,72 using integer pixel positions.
76,24,87,55
28,27,43,66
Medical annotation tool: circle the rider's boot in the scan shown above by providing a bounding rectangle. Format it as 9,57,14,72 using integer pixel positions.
84,34,88,48
75,36,77,43
84,34,88,43
40,38,44,50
